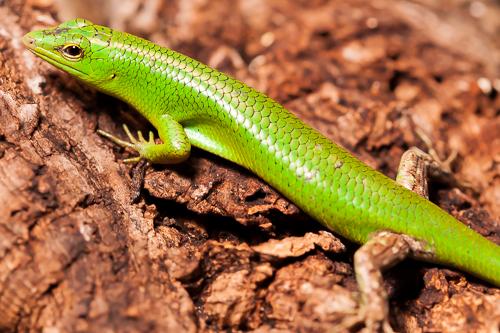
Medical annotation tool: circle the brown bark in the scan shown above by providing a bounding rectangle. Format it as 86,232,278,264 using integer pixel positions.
1,1,499,332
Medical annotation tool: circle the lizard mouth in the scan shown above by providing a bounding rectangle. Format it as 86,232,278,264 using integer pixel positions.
22,33,89,77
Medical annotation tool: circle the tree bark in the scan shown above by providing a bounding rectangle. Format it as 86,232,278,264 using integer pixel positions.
1,1,499,332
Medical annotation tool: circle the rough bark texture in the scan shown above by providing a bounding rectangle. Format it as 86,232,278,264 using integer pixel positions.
1,0,499,332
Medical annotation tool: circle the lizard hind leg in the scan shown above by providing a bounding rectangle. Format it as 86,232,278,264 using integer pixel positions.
397,130,472,194
347,143,455,332
395,146,433,199
353,231,411,333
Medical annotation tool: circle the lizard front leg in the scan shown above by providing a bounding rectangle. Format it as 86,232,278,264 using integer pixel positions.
98,113,191,164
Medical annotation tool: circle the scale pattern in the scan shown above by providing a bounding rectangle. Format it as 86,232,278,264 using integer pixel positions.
24,19,500,286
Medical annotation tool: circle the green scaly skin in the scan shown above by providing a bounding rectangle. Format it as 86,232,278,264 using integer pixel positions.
23,19,500,286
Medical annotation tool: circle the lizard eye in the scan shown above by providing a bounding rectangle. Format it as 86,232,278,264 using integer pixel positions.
61,44,83,60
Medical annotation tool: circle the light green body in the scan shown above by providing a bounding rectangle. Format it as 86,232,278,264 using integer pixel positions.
24,19,500,286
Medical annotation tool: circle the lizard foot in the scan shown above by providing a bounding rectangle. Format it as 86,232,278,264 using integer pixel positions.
397,128,474,198
415,128,456,174
406,129,474,193
97,124,156,163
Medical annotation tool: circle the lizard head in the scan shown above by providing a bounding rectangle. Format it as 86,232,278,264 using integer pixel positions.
23,18,119,90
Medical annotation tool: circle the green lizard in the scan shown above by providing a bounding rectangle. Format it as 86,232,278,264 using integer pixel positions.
23,18,499,331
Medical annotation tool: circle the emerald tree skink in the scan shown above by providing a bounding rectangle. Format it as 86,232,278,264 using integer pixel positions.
23,18,499,331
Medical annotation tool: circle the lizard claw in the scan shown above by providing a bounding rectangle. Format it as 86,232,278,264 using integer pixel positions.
97,128,135,149
414,128,474,191
97,124,157,163
415,128,456,174
122,124,156,144
123,156,143,164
